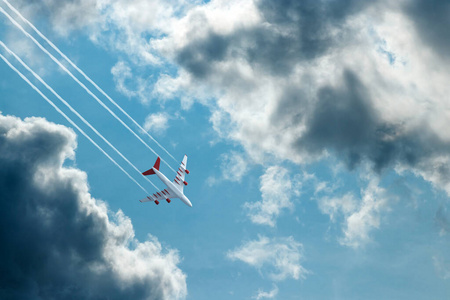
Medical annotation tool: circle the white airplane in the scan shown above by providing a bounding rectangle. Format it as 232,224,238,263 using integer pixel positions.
140,155,193,207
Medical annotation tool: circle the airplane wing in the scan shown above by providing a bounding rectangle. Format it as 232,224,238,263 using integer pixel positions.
173,155,189,192
139,188,176,204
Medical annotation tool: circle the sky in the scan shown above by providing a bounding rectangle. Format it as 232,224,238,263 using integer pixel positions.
0,0,450,299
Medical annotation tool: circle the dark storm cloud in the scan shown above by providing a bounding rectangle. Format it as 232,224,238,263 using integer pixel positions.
176,0,376,77
405,0,450,59
0,115,186,300
289,70,450,173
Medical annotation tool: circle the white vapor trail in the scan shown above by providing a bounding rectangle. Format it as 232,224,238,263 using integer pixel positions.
0,52,150,194
2,0,178,164
0,41,159,191
0,5,177,173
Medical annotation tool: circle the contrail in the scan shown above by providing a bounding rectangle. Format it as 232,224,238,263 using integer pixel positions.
0,5,178,173
5,0,178,164
0,41,159,191
0,52,150,194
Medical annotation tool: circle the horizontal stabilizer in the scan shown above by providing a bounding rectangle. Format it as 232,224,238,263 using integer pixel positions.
142,157,161,176
142,169,155,175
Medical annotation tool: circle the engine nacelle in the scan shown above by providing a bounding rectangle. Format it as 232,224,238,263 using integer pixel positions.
155,200,160,205
185,169,190,174
183,181,188,186
166,199,171,203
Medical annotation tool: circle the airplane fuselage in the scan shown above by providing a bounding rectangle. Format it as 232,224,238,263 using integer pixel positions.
153,168,193,207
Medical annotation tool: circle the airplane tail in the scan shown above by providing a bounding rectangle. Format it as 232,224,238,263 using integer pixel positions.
142,157,161,175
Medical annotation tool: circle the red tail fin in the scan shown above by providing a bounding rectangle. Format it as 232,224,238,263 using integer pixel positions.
153,157,161,170
142,157,161,176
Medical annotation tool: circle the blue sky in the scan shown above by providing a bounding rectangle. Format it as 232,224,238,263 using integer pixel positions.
1,0,450,299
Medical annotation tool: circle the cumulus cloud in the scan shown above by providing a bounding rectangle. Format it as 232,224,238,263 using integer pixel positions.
12,0,450,178
227,235,307,281
0,114,186,299
245,166,300,227
148,0,450,195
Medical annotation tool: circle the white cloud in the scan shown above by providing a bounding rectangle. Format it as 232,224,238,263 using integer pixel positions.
318,193,357,222
13,0,100,36
150,0,262,56
219,151,249,182
245,166,300,227
318,175,389,249
111,60,152,103
0,114,187,299
3,29,49,76
253,285,279,300
227,235,307,281
143,112,170,134
91,0,193,66
340,179,388,248
111,60,137,98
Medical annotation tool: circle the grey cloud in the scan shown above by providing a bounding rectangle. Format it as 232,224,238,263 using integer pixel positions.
0,114,186,300
299,71,378,168
405,0,450,59
270,86,308,128
253,0,373,67
258,0,374,22
291,70,450,173
176,0,376,77
177,32,231,79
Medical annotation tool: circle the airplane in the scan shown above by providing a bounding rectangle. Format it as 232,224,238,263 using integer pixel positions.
139,155,193,207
